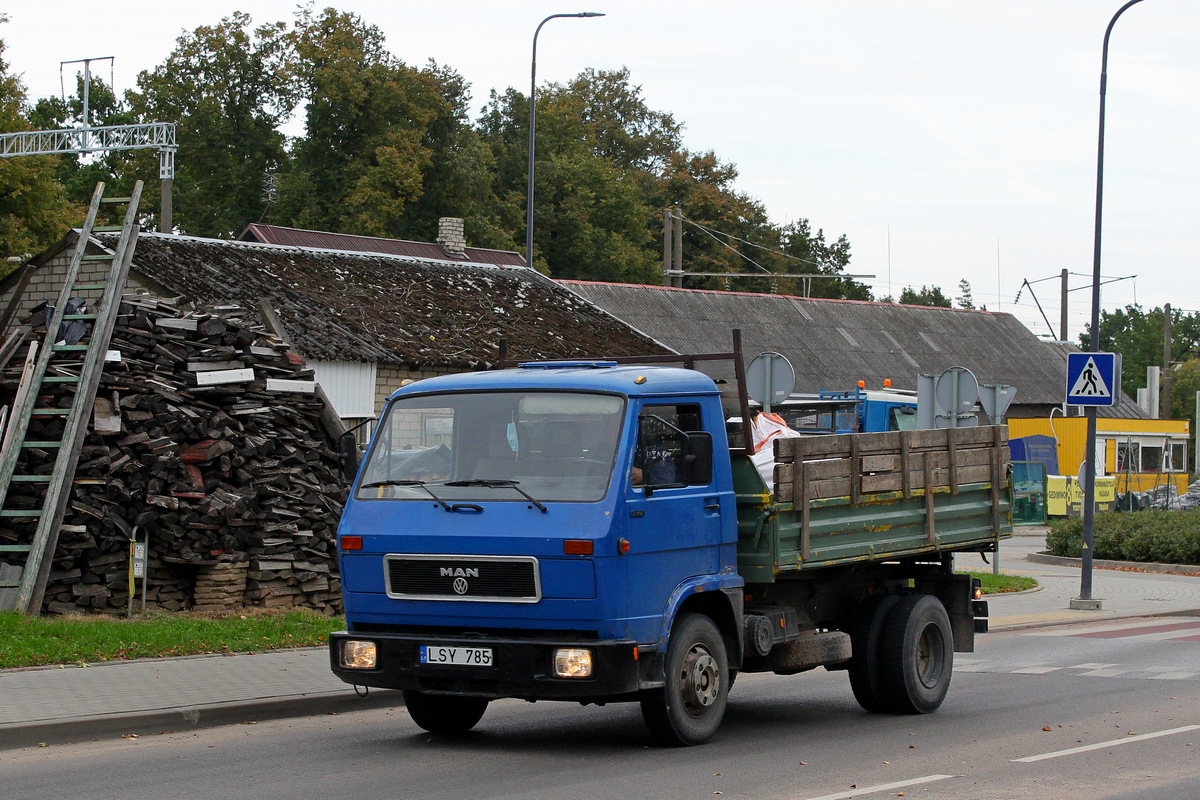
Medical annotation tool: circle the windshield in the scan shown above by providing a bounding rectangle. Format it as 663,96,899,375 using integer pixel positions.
356,390,625,503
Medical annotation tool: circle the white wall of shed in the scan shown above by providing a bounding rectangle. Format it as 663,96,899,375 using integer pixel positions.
310,360,377,419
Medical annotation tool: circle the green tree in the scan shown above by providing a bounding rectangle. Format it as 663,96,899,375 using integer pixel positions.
389,61,508,249
956,278,974,309
478,70,665,279
479,66,862,292
278,7,446,237
777,218,866,300
0,20,77,261
899,285,952,307
1168,358,1200,472
128,12,296,236
651,148,766,282
1083,304,1200,402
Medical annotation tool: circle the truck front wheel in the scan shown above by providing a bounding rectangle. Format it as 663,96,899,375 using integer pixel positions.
878,594,953,714
640,613,729,746
402,691,489,734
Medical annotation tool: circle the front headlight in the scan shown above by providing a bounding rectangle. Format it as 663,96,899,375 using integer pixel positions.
553,648,593,678
341,640,378,669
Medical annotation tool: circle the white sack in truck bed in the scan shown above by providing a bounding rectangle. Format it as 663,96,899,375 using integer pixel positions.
749,412,805,492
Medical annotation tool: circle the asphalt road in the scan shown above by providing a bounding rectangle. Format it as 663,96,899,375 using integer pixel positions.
2,617,1196,800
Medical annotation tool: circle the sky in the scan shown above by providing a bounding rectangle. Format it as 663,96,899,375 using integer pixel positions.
4,1,1198,344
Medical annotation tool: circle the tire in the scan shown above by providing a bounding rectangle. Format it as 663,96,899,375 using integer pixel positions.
402,690,489,734
847,594,900,713
877,594,953,714
640,613,729,746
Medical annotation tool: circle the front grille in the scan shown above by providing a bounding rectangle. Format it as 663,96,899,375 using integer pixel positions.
385,555,541,602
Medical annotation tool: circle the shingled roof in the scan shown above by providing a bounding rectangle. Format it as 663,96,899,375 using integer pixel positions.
239,223,527,267
89,233,671,368
561,281,1146,418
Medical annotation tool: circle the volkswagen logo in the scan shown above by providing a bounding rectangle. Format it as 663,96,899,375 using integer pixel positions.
452,577,469,595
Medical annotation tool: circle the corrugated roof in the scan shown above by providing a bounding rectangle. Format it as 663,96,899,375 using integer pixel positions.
239,223,527,267
88,233,669,368
561,281,1147,417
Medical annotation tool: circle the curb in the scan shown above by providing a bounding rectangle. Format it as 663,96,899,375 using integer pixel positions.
988,607,1200,633
0,688,402,751
1026,552,1200,576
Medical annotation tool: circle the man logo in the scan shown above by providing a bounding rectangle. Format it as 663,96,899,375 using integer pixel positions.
452,577,469,595
440,567,479,578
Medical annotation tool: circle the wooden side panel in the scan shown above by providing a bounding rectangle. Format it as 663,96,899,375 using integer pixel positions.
773,427,1009,504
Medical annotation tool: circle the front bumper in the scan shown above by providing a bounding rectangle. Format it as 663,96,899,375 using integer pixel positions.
329,630,647,700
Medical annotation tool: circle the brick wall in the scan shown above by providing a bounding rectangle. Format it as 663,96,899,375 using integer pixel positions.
2,250,112,320
0,240,144,323
374,364,459,415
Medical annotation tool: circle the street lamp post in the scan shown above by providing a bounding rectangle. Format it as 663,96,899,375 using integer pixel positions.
1077,0,1147,609
526,12,605,270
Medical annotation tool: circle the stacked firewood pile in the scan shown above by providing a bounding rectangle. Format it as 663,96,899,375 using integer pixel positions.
3,291,349,615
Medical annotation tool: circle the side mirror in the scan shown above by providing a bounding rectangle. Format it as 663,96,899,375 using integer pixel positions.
338,430,361,483
685,431,713,485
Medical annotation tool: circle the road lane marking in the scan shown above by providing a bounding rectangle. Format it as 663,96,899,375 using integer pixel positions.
1066,662,1118,669
1012,725,1200,763
802,774,958,800
1075,620,1200,639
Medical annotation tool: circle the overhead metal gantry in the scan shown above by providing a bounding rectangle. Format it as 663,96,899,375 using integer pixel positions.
0,57,177,231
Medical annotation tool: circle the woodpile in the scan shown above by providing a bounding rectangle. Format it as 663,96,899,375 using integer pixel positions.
1,291,349,615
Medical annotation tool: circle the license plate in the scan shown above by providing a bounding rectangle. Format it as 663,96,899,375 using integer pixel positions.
419,645,493,667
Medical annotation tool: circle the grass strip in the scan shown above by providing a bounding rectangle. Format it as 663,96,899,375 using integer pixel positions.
0,609,343,670
959,570,1038,594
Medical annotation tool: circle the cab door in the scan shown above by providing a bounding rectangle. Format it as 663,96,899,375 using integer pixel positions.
622,400,723,644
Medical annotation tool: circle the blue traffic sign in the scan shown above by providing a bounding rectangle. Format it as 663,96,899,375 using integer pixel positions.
1066,351,1121,407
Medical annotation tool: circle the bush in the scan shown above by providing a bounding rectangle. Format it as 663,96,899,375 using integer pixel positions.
1046,510,1200,565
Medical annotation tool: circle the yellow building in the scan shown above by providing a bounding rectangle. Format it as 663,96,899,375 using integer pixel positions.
1008,416,1191,495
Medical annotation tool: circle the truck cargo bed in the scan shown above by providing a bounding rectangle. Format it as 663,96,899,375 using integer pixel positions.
735,426,1011,582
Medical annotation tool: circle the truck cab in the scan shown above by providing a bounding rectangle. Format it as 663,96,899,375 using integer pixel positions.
330,362,743,738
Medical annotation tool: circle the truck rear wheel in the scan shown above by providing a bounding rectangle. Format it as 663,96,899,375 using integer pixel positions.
878,594,953,714
402,691,489,734
640,613,729,746
847,593,900,713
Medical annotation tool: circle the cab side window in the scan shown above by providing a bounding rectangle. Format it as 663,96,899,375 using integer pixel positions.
634,404,709,487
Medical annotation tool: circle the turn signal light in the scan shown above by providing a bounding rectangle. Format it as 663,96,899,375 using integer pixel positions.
340,536,363,551
563,539,593,555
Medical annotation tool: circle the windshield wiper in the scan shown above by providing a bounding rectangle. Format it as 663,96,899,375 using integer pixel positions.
359,479,452,511
444,479,548,514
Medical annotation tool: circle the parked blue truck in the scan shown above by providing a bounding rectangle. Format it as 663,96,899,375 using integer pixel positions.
329,348,1010,745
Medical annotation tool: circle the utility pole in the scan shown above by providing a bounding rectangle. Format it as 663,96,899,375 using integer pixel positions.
1163,303,1172,418
662,208,673,287
672,207,683,288
1060,268,1069,342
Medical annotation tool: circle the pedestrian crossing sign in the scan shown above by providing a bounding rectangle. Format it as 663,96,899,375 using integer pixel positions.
1066,351,1121,407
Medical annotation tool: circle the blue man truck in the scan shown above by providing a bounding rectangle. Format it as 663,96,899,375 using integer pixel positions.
329,348,1010,746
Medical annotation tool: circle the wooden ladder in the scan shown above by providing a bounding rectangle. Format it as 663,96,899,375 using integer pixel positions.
0,181,143,613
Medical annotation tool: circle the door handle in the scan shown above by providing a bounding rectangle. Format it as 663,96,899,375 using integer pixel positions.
704,503,720,512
